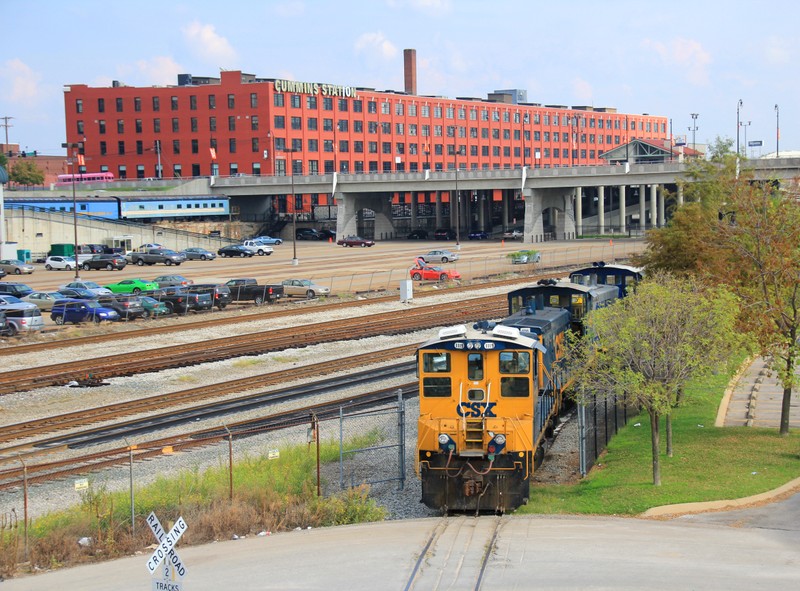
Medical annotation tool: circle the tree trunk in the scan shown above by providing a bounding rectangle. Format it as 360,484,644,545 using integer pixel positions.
650,410,661,486
780,355,794,435
666,413,673,457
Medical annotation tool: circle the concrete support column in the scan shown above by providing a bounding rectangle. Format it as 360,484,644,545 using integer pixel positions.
524,188,543,243
677,184,684,207
597,185,605,235
657,185,665,227
478,192,486,230
618,185,627,234
639,184,646,231
435,191,443,228
575,187,583,237
650,184,658,229
410,191,418,230
502,191,510,230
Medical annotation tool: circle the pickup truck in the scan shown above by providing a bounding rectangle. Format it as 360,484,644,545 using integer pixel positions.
224,278,284,306
241,240,274,256
140,287,213,314
127,248,185,266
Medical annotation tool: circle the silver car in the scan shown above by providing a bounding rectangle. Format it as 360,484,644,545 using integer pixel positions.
419,249,460,264
45,255,78,271
181,247,217,261
0,303,45,335
0,259,35,275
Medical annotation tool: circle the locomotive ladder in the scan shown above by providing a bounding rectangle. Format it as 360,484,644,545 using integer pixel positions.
462,418,485,456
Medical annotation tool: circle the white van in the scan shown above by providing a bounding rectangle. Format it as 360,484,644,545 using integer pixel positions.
0,303,45,335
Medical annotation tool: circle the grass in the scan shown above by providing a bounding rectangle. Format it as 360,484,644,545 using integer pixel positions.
521,364,800,515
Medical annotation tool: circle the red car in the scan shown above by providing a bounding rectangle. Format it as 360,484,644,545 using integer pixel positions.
337,235,375,247
410,265,461,282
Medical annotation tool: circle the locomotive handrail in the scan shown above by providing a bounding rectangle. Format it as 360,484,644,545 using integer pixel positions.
459,381,465,434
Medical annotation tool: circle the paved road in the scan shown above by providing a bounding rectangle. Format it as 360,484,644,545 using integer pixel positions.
4,357,799,590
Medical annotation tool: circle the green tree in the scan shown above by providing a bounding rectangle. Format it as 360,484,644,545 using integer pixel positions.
566,273,741,485
9,159,45,186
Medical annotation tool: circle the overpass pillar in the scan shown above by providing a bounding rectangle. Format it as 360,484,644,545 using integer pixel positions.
597,185,605,235
618,185,627,234
410,191,418,230
657,185,666,227
435,191,443,229
677,184,684,207
575,187,583,237
502,191,510,230
650,184,658,229
639,184,647,231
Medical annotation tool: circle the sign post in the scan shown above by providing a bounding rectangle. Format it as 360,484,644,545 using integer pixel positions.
146,512,188,590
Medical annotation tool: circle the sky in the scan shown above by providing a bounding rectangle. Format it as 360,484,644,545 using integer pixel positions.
1,0,797,158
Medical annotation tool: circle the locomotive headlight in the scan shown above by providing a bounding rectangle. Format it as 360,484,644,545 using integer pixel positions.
438,433,455,452
487,433,506,458
494,434,506,446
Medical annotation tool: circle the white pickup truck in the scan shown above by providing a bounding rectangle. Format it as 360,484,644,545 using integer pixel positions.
241,240,274,256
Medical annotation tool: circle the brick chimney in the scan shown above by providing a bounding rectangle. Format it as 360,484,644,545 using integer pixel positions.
404,49,417,95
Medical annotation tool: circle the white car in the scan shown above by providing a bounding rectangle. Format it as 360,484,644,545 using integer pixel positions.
241,240,274,256
502,228,524,240
44,255,77,271
58,280,113,295
418,250,460,264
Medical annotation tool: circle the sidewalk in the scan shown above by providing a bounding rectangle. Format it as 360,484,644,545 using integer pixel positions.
719,357,800,429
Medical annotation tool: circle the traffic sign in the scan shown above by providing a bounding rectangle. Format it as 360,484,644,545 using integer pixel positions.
146,513,188,576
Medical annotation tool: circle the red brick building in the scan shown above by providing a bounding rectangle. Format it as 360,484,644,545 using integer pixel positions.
63,55,669,208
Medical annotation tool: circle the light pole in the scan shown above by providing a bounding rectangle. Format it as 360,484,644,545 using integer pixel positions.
61,142,82,279
281,147,301,265
775,104,780,158
741,120,751,158
736,99,743,155
689,113,699,153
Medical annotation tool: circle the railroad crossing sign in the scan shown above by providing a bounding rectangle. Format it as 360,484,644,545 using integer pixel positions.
146,512,188,579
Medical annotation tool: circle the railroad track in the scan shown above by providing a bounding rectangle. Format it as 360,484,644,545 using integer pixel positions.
0,296,508,395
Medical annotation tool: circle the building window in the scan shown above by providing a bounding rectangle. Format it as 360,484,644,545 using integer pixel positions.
323,118,333,132
323,97,333,111
192,139,199,154
323,139,334,153
98,120,106,134
152,96,160,111
229,138,236,153
251,115,259,131
252,162,261,175
227,94,235,109
291,116,301,130
274,115,285,129
117,120,124,133
396,123,404,135
135,119,142,133
339,140,349,153
382,102,390,115
353,99,363,113
409,104,417,117
251,137,259,152
153,118,161,133
274,93,284,107
191,117,198,132
208,95,216,110
290,94,301,108
118,141,125,155
118,165,127,179
190,95,197,110
172,118,179,133
307,117,318,131
354,120,363,133
134,97,141,112
308,138,318,152
77,120,84,134
209,117,216,132
368,101,377,114
97,98,105,113
173,164,182,177
75,99,83,113
338,98,348,112
228,116,236,132
434,105,443,118
99,141,107,155
136,140,143,155
173,140,180,155
250,93,258,108
137,165,145,179
354,140,363,153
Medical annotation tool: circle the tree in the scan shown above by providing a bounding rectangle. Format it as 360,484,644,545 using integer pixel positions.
566,273,741,485
9,159,45,186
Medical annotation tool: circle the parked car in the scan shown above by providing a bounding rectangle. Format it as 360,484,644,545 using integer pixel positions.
242,240,274,256
0,259,34,275
138,296,171,318
0,268,5,280
44,255,77,271
0,295,24,306
21,291,64,311
218,244,255,258
250,235,283,245
0,310,11,337
104,278,160,294
50,299,120,325
141,287,214,314
0,282,34,298
188,283,233,310
433,228,457,240
152,274,194,288
181,247,217,261
409,265,462,282
418,249,459,264
56,287,99,300
336,235,375,247
94,294,146,320
468,230,490,240
502,227,524,240
127,248,185,266
407,230,429,240
0,302,45,334
295,228,322,240
280,279,330,299
81,253,128,271
59,280,113,295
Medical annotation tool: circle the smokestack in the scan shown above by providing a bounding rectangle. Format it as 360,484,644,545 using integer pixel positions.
404,49,417,95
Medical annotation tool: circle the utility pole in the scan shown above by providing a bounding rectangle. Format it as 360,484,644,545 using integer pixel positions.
0,116,14,150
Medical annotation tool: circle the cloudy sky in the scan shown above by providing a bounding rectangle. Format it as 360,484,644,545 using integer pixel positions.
1,0,796,157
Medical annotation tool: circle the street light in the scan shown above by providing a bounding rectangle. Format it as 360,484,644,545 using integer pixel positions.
689,113,699,153
775,104,780,158
61,141,82,280
281,146,301,265
736,99,743,155
741,120,751,158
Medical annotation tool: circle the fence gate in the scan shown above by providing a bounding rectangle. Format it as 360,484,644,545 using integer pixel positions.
335,390,406,492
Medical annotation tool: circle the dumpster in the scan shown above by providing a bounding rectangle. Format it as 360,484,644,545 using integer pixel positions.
16,249,31,263
50,243,75,257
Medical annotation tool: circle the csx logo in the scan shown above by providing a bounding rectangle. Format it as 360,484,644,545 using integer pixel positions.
456,402,497,417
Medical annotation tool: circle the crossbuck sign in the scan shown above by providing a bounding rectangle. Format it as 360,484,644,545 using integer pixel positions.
146,512,188,578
